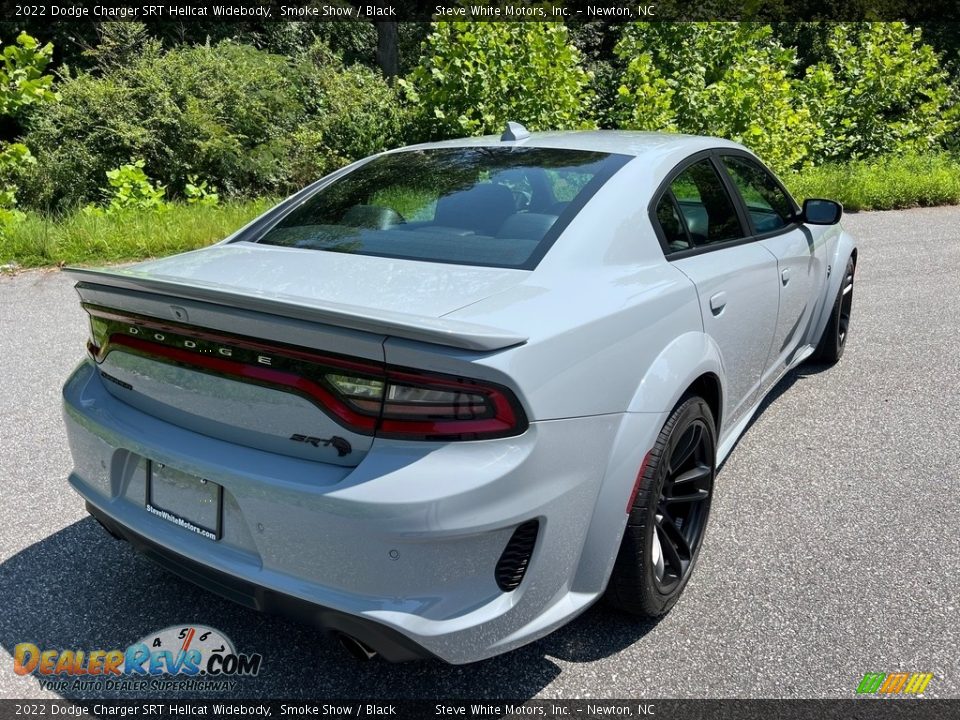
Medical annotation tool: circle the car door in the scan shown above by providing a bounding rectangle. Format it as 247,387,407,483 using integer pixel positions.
652,155,780,431
718,154,828,394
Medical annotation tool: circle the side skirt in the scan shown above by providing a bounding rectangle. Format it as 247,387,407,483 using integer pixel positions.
716,343,814,465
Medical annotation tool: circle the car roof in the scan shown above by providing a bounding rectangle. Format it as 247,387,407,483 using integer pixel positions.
393,129,749,159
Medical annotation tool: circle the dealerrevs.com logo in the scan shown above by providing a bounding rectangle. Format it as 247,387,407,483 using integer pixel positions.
13,625,262,693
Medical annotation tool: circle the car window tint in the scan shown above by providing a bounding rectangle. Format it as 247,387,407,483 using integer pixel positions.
655,193,692,253
669,160,744,246
544,169,594,202
721,155,794,234
257,147,630,269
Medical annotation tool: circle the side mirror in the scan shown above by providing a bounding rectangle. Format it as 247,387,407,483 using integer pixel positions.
801,198,843,225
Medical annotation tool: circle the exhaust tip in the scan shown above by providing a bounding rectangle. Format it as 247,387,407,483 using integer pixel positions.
337,633,378,661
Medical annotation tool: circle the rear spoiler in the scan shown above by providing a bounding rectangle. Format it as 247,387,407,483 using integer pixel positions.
64,267,527,352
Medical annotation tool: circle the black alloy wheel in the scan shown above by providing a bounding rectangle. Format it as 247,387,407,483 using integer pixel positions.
838,260,854,348
608,395,717,617
813,255,855,363
650,418,713,593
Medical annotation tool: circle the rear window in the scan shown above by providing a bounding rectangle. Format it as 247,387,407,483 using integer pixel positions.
256,147,629,269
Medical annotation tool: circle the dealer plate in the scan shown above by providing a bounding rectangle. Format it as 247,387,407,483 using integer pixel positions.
146,462,222,540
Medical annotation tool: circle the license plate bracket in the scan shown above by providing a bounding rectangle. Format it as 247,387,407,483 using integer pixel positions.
146,462,222,540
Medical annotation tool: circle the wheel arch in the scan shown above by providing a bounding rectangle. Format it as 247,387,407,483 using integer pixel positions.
626,331,726,430
810,228,858,349
570,332,726,596
685,372,722,436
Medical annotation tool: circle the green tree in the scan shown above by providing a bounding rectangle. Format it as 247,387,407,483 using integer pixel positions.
800,23,956,162
401,21,594,139
613,23,814,170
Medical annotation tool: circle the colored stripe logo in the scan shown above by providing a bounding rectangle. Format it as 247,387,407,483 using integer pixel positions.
857,672,933,694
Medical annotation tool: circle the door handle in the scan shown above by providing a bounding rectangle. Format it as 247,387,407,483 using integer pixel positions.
781,268,791,286
709,292,727,316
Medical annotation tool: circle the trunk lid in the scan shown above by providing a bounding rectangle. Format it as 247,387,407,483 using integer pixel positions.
67,246,528,467
131,241,528,321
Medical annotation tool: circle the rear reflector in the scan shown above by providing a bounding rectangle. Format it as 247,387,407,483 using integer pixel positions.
626,450,654,513
85,305,527,441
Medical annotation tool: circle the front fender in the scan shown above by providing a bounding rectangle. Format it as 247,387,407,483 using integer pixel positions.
809,227,857,348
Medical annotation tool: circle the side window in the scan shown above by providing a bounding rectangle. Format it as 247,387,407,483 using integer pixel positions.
655,193,692,253
668,159,744,246
721,156,795,234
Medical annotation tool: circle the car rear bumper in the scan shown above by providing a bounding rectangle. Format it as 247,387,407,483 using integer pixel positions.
85,501,435,661
63,359,663,663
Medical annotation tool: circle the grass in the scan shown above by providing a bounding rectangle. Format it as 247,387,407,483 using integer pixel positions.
3,152,960,269
784,153,960,212
0,199,274,269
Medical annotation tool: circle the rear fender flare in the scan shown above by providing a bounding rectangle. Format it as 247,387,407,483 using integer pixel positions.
625,331,725,419
569,332,724,595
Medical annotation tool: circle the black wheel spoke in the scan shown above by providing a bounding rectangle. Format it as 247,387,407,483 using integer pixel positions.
656,510,692,560
651,413,716,593
668,464,711,492
668,423,701,474
837,262,854,347
654,522,686,579
663,489,709,505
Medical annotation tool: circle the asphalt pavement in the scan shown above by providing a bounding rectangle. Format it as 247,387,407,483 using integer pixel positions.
0,206,958,700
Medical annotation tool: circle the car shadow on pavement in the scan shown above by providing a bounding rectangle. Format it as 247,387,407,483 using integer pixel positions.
718,361,836,471
0,518,656,700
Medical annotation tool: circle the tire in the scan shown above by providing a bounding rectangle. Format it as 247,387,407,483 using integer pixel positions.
607,395,717,617
812,256,855,364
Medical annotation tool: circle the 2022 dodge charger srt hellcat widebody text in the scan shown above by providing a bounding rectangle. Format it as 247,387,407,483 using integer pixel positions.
62,128,856,663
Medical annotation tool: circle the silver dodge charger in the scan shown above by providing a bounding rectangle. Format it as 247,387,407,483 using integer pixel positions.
62,127,856,663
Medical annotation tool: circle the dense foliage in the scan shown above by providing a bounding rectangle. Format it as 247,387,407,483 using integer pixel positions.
800,23,956,162
0,32,57,235
612,23,958,168
613,22,956,170
17,35,406,211
1,20,959,218
401,22,594,139
613,24,814,170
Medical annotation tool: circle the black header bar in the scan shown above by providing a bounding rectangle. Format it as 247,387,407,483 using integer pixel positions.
0,700,958,720
1,0,959,23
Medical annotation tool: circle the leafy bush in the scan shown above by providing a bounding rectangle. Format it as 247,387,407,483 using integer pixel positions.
613,23,814,171
184,176,219,206
611,22,956,169
1,31,58,117
0,142,32,231
18,40,407,211
288,42,409,187
799,23,956,163
0,32,58,238
82,161,221,216
402,22,594,139
94,160,167,214
785,153,960,211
